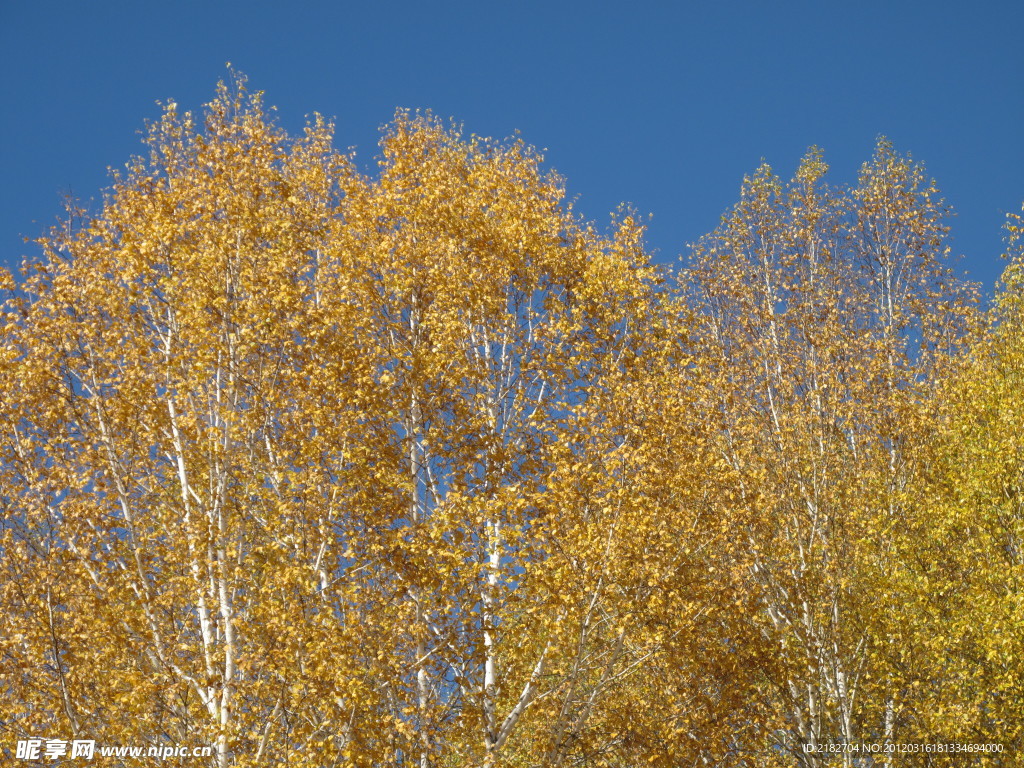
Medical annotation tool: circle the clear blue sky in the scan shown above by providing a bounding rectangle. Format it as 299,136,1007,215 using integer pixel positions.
2,1,1021,294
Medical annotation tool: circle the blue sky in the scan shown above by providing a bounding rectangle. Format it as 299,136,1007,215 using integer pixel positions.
2,1,1021,294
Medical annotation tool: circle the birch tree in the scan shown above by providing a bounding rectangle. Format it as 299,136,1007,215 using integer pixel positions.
900,204,1024,758
332,112,677,766
0,78,680,767
685,142,977,765
0,76,396,767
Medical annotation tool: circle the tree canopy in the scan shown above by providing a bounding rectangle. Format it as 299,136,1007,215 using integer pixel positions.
1,76,1020,767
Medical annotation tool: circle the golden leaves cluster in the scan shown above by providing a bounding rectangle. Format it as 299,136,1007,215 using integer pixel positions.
1,75,1020,768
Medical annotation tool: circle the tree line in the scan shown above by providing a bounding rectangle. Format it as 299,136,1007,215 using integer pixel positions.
1,76,1021,767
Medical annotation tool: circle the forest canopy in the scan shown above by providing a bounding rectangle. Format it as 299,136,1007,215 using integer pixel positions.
1,75,1021,767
